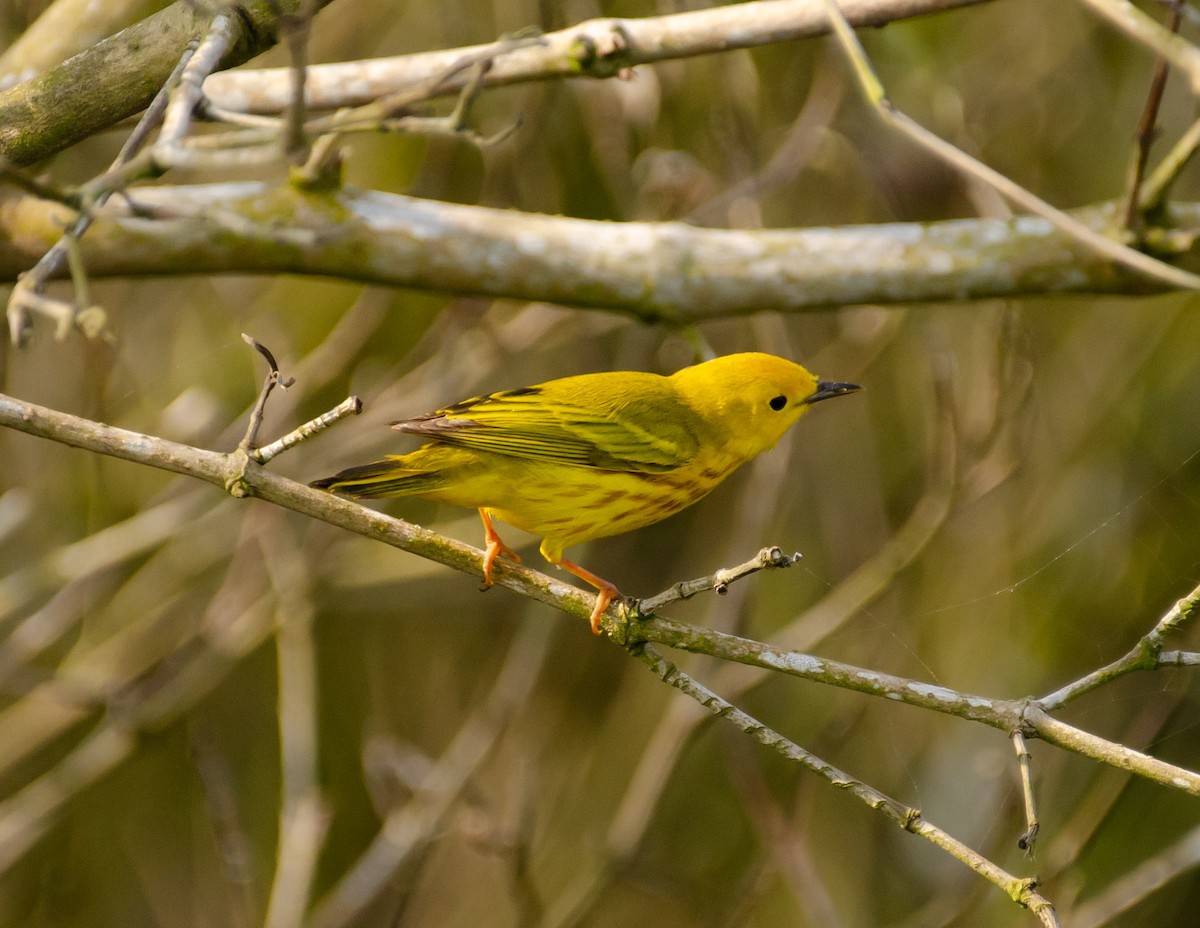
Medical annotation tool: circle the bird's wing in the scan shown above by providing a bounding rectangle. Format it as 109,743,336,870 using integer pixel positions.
391,375,702,473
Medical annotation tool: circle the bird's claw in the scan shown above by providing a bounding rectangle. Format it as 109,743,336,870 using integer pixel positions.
482,539,521,587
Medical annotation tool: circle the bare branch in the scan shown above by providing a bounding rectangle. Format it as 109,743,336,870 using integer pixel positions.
251,396,362,465
625,613,1200,795
204,0,996,115
636,546,802,613
1039,580,1200,709
1012,731,1041,855
1,391,1196,801
5,185,1198,318
1075,0,1200,93
6,37,195,345
633,645,1062,927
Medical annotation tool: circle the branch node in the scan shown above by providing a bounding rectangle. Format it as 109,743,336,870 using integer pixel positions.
290,134,346,190
571,21,634,78
224,448,254,498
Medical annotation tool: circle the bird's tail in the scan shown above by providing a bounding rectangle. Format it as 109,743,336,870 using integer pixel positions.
309,457,449,498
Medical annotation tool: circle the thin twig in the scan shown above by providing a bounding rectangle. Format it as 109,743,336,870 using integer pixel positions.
1039,580,1200,709
157,14,235,154
636,546,801,614
203,37,536,155
5,37,197,344
104,14,277,176
1012,731,1040,856
250,396,362,465
1075,0,1200,94
1140,111,1200,213
279,1,322,159
1121,1,1183,230
633,644,1061,927
239,334,295,453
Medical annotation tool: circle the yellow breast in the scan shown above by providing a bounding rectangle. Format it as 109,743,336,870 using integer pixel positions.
422,451,742,558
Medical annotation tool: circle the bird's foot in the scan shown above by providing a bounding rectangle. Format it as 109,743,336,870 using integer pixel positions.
478,508,521,588
482,537,522,587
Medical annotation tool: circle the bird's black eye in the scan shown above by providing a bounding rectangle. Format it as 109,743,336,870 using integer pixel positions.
768,395,788,411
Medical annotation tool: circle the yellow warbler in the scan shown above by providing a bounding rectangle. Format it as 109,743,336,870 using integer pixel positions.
311,352,859,633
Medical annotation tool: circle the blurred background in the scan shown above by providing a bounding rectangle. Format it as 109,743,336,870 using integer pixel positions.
2,0,1200,925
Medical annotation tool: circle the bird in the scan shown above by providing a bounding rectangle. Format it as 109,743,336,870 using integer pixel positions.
310,352,860,634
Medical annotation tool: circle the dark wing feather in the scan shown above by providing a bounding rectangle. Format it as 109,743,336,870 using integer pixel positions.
309,459,450,497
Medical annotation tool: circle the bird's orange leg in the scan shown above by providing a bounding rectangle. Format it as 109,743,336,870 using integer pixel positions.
549,555,620,635
478,509,521,586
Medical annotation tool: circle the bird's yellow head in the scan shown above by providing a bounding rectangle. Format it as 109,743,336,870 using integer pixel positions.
671,352,860,458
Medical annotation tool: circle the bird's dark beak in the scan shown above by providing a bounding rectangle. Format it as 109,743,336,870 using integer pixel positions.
804,381,861,404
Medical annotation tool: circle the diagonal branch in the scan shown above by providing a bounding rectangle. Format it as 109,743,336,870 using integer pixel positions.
1,390,1197,800
1038,580,1200,709
1075,0,1200,93
0,390,604,624
634,645,1061,927
630,615,1200,796
819,0,1200,291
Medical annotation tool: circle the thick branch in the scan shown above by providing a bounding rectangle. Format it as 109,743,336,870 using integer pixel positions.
2,185,1196,319
0,0,163,90
0,0,337,166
